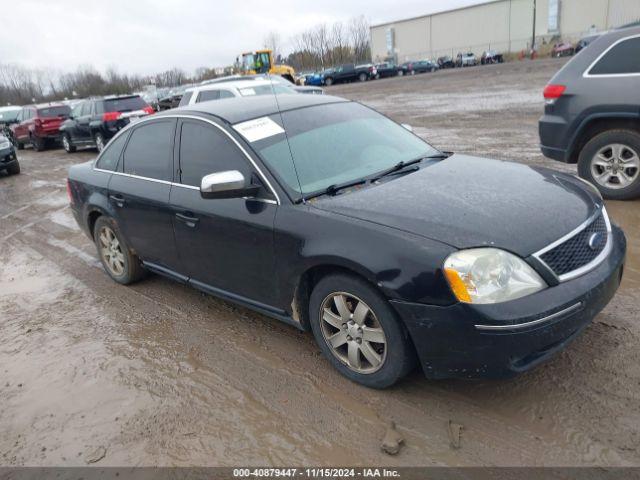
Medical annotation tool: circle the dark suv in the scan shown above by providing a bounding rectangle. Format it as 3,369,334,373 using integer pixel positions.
60,95,154,153
539,26,640,199
11,103,71,151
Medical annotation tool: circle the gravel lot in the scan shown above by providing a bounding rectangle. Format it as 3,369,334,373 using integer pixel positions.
1,57,639,467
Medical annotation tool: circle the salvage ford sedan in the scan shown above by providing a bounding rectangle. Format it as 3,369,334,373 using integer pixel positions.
67,93,626,388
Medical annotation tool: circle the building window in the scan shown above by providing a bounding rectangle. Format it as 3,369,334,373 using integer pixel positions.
548,0,560,33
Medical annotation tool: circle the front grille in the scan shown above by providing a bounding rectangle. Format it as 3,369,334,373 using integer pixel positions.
539,210,609,277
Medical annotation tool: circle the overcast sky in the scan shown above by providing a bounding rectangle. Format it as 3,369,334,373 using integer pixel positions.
1,0,486,76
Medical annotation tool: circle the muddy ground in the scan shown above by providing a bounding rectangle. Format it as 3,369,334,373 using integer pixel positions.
1,57,639,467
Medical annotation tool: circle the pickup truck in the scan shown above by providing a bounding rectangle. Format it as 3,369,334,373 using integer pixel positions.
322,64,375,86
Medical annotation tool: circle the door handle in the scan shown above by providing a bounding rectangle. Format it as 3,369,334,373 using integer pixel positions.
109,194,125,207
175,212,199,227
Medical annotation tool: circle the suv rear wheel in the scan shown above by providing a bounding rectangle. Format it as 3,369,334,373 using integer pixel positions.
62,134,76,153
31,135,45,152
94,133,106,152
309,273,415,388
578,129,640,200
93,216,146,285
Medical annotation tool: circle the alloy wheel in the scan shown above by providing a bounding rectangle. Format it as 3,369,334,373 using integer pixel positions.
319,292,387,374
98,226,125,276
591,143,640,189
95,135,105,152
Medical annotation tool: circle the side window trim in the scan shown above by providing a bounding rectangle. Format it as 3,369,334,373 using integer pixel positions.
93,114,281,204
583,33,640,78
121,118,177,182
94,129,131,172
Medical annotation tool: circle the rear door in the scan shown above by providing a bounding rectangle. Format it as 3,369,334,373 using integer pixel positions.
76,102,93,142
107,118,181,270
170,118,278,305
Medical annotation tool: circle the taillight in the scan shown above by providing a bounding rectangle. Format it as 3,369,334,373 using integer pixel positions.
143,106,154,115
543,84,566,100
66,179,74,205
102,111,122,122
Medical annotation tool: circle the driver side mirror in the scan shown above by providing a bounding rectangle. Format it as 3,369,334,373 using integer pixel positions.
200,170,260,199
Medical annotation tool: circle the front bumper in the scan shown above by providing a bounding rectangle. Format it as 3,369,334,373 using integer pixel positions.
392,225,626,379
0,147,17,167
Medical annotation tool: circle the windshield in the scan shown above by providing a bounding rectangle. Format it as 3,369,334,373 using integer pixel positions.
253,102,438,198
0,108,20,122
37,106,70,118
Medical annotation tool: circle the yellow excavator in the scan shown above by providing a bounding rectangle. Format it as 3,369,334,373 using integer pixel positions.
239,49,296,84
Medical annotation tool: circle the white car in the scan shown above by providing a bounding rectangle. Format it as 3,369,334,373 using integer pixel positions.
178,79,297,107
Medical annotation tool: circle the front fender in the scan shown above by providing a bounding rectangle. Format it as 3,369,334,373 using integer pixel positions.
274,205,458,313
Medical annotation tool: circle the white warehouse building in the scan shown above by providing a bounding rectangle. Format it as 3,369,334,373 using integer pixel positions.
370,0,640,62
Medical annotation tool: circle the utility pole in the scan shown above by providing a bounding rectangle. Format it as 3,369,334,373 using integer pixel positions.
531,0,537,54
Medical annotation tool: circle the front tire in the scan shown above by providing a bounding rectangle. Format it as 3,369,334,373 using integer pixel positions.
93,216,146,284
7,161,20,175
309,274,415,388
324,77,333,86
578,129,640,200
358,72,367,82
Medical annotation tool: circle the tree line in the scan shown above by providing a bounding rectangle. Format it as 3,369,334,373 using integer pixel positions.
284,16,372,72
0,64,228,106
0,16,372,106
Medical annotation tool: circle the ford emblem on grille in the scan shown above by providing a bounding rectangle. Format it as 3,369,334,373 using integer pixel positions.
588,232,605,251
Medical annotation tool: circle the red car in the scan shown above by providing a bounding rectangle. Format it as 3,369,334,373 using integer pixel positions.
11,103,71,151
551,42,575,57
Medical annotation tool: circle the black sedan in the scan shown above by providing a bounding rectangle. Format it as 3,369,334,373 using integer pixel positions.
67,94,626,388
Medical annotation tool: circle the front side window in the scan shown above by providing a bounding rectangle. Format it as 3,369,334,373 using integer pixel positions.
123,120,176,181
96,132,129,171
254,102,438,197
589,36,640,75
179,120,252,187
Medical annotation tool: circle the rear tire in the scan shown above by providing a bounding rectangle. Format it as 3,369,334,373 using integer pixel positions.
62,134,76,153
309,273,416,388
577,129,640,200
93,216,146,285
31,135,45,152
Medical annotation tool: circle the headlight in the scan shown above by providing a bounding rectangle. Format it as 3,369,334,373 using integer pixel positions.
0,141,10,149
444,248,546,304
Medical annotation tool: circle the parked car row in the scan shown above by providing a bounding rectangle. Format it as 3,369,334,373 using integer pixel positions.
303,51,505,87
551,32,603,58
2,94,154,153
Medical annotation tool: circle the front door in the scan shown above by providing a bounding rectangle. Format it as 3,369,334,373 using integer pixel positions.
170,118,278,306
107,118,180,271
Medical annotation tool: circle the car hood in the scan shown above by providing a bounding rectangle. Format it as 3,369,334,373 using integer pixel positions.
311,154,601,257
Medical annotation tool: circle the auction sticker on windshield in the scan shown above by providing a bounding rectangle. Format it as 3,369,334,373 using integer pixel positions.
233,116,285,142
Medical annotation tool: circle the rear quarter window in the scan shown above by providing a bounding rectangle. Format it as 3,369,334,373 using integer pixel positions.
95,132,129,171
588,36,640,75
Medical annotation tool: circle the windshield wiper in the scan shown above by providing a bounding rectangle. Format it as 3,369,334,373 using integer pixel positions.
371,157,425,182
302,178,367,202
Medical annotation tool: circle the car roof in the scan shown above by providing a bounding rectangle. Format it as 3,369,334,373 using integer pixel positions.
0,105,21,111
166,93,349,125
